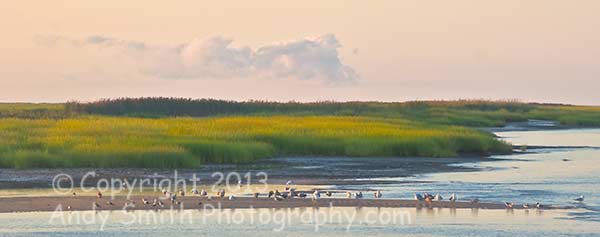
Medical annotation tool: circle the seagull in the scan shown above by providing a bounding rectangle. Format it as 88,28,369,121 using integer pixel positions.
574,196,585,202
535,202,543,209
312,190,320,201
449,193,457,202
433,193,443,201
414,193,424,201
505,202,514,209
374,190,382,199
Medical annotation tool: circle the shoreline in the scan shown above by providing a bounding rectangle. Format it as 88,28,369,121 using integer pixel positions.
0,195,565,213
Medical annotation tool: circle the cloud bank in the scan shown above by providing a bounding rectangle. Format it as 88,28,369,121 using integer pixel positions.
39,34,357,83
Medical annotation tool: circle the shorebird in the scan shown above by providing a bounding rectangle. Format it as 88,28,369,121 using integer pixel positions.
142,198,150,205
72,192,76,197
158,200,164,207
471,198,480,204
238,180,243,188
106,200,114,206
179,190,185,197
274,195,284,201
275,190,281,197
254,192,260,198
268,190,274,198
200,189,207,197
286,180,293,186
219,189,226,199
67,205,71,210
374,190,382,199
449,193,457,202
152,198,158,207
414,193,424,201
93,202,101,209
162,189,168,195
523,203,529,209
433,194,443,201
535,202,543,209
574,196,585,202
228,195,235,201
355,192,363,199
505,202,514,209
171,194,177,204
298,192,307,198
312,190,321,201
97,192,103,198
325,191,332,197
191,188,199,195
346,191,352,199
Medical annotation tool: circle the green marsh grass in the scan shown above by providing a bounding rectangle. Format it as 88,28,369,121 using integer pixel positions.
0,116,510,168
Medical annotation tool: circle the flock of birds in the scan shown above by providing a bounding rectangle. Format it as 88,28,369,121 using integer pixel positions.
413,192,586,209
71,181,587,211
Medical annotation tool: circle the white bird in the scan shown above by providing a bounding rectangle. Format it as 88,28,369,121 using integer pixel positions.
312,190,321,201
414,193,424,201
228,195,236,200
433,193,443,201
449,193,457,202
535,202,543,209
574,196,585,202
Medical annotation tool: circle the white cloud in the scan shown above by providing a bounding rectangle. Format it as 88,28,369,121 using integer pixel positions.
38,34,357,83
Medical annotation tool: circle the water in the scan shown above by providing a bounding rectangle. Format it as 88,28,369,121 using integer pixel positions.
1,129,600,236
343,129,600,222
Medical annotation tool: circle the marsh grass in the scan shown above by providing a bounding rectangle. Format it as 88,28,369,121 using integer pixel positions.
0,116,510,168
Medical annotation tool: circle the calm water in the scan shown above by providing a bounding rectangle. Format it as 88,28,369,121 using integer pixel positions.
1,129,600,236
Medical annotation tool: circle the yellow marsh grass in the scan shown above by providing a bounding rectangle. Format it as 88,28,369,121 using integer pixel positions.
0,116,510,168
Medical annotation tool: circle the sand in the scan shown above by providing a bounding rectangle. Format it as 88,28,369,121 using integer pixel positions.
0,195,561,213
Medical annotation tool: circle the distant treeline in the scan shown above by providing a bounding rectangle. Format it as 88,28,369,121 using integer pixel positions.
2,98,599,127
66,97,538,117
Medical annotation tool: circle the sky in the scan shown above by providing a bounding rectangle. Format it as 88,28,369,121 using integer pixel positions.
1,0,599,105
